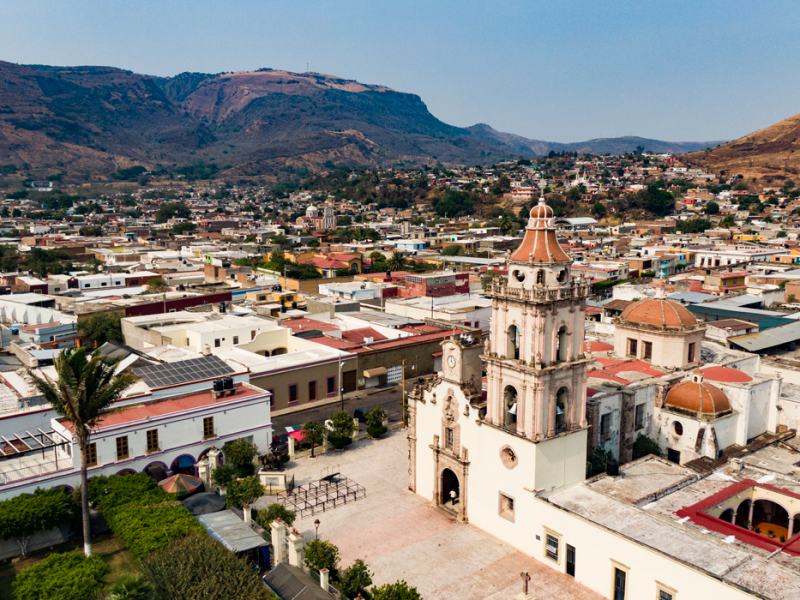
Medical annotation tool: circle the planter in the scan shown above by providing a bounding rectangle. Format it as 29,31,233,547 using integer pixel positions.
367,425,388,439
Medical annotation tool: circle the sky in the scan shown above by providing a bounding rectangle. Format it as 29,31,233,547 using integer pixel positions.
2,0,799,143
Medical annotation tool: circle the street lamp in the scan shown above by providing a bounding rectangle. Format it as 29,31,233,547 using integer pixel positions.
339,355,345,412
314,519,321,539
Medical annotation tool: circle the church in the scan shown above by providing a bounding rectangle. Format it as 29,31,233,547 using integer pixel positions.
408,197,800,600
295,203,336,230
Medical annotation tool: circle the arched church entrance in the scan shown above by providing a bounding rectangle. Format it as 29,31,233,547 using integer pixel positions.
441,468,460,512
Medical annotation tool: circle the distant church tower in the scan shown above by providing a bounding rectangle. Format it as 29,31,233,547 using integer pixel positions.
486,196,592,443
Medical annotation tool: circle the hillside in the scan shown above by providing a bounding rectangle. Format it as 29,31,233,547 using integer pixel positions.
0,61,720,180
686,112,800,185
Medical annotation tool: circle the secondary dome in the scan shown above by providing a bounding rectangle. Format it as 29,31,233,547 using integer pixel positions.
697,366,752,384
509,197,570,263
619,298,697,329
666,375,731,416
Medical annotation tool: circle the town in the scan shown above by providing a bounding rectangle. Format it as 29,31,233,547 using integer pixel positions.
0,147,799,599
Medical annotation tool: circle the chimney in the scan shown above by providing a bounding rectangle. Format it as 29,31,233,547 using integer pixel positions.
203,344,211,356
319,568,330,591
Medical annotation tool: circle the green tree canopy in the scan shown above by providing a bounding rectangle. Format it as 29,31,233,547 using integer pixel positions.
225,476,265,510
441,245,465,256
155,202,191,223
0,487,72,556
372,580,423,600
678,218,712,233
257,503,297,527
434,191,474,217
79,225,103,236
340,559,373,599
632,434,663,460
305,539,340,579
13,551,110,600
172,222,197,234
705,201,719,215
78,311,123,346
303,420,326,457
147,278,168,294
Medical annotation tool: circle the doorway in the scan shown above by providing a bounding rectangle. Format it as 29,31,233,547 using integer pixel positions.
441,468,460,512
667,448,681,464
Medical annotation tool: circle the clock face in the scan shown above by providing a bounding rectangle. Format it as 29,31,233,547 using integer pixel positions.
447,355,456,368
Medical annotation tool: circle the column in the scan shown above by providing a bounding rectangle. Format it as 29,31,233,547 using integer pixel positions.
270,520,288,564
287,530,306,567
319,568,330,592
547,384,556,437
207,447,222,471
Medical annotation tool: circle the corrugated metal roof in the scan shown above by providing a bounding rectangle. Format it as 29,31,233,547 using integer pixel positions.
728,320,800,352
196,510,266,554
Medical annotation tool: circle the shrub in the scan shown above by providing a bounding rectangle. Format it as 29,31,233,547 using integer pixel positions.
328,436,353,450
223,439,259,477
632,434,663,460
372,580,422,600
588,446,614,477
305,539,340,579
256,502,297,527
88,473,173,517
366,406,387,428
0,487,72,556
108,575,152,600
225,475,265,510
142,534,272,600
13,551,110,600
367,424,388,439
211,464,236,488
340,559,373,599
106,502,207,559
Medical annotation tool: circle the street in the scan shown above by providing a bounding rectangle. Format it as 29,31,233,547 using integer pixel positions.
271,379,416,435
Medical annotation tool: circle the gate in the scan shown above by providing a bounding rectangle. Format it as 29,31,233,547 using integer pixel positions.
387,365,403,383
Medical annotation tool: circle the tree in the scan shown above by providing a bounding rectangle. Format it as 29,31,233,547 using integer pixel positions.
155,202,191,223
591,201,606,218
498,214,514,235
305,539,340,578
303,420,326,457
678,218,712,234
441,245,465,256
370,251,387,272
705,201,719,215
78,311,123,347
0,487,71,556
588,445,613,477
172,222,197,234
632,434,663,460
147,278,168,294
257,503,297,527
142,534,272,600
13,551,110,600
211,464,236,488
372,580,422,600
270,234,289,247
434,191,473,217
387,252,406,272
308,238,321,248
225,476,265,510
28,348,138,556
777,230,788,238
340,559,373,599
366,406,388,438
224,438,259,477
337,216,352,226
79,225,103,236
329,410,356,439
720,214,736,227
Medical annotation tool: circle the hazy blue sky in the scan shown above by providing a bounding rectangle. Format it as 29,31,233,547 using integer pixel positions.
2,1,799,143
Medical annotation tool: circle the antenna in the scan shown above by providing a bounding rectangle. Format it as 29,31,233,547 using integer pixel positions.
307,62,309,72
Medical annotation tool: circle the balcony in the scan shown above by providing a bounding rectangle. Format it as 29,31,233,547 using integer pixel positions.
0,452,73,485
489,281,591,304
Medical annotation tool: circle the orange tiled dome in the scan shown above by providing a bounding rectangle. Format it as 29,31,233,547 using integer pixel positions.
530,200,554,220
619,298,697,329
666,377,731,415
509,198,570,263
697,366,752,384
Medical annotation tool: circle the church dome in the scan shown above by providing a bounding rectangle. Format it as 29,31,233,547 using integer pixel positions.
666,374,731,416
509,197,570,263
697,366,752,384
306,205,318,217
619,298,697,329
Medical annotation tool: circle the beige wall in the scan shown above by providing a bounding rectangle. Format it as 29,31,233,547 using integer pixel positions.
615,324,704,369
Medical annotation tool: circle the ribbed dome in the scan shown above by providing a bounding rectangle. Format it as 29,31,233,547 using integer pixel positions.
509,197,570,263
666,376,731,416
697,366,752,384
619,298,697,329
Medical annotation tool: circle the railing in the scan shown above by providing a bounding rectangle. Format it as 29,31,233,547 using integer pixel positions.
0,455,74,485
490,280,591,303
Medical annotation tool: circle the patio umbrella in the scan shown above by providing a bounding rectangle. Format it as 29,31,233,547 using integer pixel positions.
182,492,226,516
160,474,204,496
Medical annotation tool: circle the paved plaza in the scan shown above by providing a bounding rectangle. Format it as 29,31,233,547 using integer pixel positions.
254,430,602,600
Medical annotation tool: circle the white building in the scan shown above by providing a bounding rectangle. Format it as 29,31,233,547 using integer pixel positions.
694,244,788,268
384,294,492,332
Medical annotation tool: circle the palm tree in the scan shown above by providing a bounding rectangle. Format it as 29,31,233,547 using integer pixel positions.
387,252,406,272
28,348,138,556
498,215,513,235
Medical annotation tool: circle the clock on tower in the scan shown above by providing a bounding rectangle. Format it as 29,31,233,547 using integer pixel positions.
441,334,482,387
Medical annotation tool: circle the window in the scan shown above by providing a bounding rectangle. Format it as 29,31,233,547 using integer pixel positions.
214,339,221,348
600,413,612,441
545,533,560,562
233,336,239,345
327,376,335,396
643,341,653,360
613,567,627,600
309,381,317,402
498,492,515,522
203,416,214,439
657,585,676,600
566,544,576,577
445,428,454,449
146,429,159,453
266,389,274,407
101,282,107,287
86,443,97,467
116,436,129,460
627,338,637,357
289,384,298,404
634,404,645,430
688,342,696,363
251,330,256,340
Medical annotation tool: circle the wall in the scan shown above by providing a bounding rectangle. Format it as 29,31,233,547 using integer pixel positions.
0,523,72,561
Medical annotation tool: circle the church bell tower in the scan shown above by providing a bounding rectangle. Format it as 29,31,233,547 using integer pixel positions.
485,197,592,446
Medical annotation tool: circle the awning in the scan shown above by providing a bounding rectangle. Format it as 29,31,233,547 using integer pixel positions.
363,367,387,379
287,430,305,442
431,351,443,357
178,455,195,467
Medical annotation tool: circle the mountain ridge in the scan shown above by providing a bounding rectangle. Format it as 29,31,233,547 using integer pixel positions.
0,61,721,179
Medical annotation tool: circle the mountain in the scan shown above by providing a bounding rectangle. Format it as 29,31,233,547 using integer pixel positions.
0,61,721,179
686,112,800,185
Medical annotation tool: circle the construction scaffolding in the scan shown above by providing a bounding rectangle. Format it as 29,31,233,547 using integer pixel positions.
276,469,366,518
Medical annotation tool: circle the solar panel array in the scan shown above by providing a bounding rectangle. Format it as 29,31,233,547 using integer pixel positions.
134,355,234,389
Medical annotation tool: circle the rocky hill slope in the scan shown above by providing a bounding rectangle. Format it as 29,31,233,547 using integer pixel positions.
0,61,719,178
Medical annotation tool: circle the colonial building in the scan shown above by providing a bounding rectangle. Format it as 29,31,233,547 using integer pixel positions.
295,204,336,230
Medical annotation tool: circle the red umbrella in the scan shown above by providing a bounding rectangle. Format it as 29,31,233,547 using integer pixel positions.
160,474,203,496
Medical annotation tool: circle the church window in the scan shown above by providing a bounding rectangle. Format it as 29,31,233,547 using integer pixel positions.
536,270,545,285
503,386,518,428
634,404,645,430
556,388,568,434
557,326,569,363
643,341,653,360
557,269,568,283
445,428,454,450
498,492,515,522
672,421,684,436
613,565,628,600
600,413,612,441
627,339,638,357
507,326,520,360
688,342,696,363
513,269,525,282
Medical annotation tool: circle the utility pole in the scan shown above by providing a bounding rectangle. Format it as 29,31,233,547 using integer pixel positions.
401,359,407,428
339,354,344,412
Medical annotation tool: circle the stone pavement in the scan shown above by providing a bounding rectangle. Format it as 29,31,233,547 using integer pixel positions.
254,430,603,600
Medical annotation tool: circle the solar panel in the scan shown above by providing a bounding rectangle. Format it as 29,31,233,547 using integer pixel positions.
134,355,235,389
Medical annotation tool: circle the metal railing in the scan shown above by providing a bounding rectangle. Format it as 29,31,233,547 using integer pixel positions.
490,281,591,303
0,455,73,485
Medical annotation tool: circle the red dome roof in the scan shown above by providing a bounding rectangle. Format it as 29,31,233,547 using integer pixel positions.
619,298,697,329
509,198,570,263
666,377,731,415
696,366,752,384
